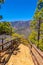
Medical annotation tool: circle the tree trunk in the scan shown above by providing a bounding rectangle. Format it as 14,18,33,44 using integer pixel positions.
38,17,41,42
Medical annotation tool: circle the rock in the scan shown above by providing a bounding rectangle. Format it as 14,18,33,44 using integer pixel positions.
13,51,17,55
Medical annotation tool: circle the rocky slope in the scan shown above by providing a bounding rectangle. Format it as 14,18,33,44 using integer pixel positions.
11,21,31,38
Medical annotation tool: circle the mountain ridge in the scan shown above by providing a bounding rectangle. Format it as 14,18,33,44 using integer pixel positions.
11,20,31,38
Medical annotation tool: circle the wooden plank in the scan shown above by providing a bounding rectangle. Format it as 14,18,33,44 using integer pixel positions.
31,52,39,65
29,40,43,65
31,47,43,65
29,40,43,58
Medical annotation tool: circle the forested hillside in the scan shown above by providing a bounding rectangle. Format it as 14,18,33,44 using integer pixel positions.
29,0,43,51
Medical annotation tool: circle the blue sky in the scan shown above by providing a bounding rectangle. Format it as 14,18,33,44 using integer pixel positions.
0,0,38,21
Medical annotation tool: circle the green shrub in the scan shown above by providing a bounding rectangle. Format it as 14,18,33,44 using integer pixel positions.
29,30,37,44
35,40,38,47
39,39,43,51
28,30,43,51
0,22,14,35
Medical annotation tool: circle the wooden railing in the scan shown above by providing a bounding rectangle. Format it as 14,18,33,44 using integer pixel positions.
0,37,18,51
29,40,43,65
0,38,43,65
0,37,20,65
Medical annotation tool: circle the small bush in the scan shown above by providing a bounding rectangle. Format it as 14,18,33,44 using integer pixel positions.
12,33,28,45
39,39,43,51
35,41,38,47
28,30,43,51
28,30,37,44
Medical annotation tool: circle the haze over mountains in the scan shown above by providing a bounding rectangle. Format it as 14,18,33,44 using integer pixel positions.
11,21,31,38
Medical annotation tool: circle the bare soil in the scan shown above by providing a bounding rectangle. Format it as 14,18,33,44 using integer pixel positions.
6,44,34,65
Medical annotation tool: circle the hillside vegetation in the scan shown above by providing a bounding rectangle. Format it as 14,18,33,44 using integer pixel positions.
0,22,14,35
29,0,43,51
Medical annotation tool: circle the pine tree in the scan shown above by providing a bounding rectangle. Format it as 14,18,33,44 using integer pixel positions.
34,0,43,20
0,0,4,3
0,0,4,20
29,0,43,51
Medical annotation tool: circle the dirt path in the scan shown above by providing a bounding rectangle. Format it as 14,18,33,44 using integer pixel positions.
6,44,34,65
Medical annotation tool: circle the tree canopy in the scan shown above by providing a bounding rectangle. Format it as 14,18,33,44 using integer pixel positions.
29,0,43,51
34,0,43,20
0,0,4,3
0,22,14,35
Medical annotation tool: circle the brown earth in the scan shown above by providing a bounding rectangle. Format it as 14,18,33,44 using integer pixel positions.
6,44,34,65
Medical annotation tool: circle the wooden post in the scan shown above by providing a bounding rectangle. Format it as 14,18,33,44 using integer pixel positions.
2,38,3,50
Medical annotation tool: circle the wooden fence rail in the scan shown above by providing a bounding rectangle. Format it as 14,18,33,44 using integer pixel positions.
29,40,43,65
0,37,18,52
0,37,20,65
0,41,12,52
